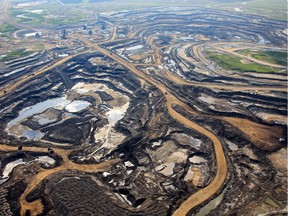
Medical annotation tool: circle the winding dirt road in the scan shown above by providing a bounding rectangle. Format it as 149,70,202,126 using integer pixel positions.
178,43,287,86
168,104,227,216
1,13,286,215
0,144,120,216
163,68,287,91
0,50,91,97
78,36,228,216
78,35,286,215
147,35,162,65
212,46,286,69
1,32,284,216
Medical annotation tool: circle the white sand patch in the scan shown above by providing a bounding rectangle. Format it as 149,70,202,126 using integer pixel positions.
242,146,258,160
93,102,129,157
184,166,194,182
29,9,44,14
16,1,47,8
112,81,133,94
74,82,132,159
234,8,242,12
155,162,175,176
51,83,62,90
1,159,26,184
126,45,144,51
124,161,134,168
167,149,188,163
6,81,130,148
151,140,162,148
34,156,55,165
198,95,216,104
65,100,90,113
94,125,109,145
38,115,54,124
107,102,129,124
127,170,133,175
103,172,111,177
226,140,239,151
189,156,207,164
171,133,202,149
72,83,129,106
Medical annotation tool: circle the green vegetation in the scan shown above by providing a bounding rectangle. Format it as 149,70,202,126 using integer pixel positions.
1,49,33,61
82,0,288,20
0,23,19,33
0,33,9,38
32,44,45,52
9,8,49,25
208,52,281,73
8,0,287,27
264,197,280,208
240,50,287,66
239,0,287,20
210,0,287,20
31,44,45,52
46,17,86,25
9,6,89,26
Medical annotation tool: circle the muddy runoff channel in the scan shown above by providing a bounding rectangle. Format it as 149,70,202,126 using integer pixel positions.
81,38,227,216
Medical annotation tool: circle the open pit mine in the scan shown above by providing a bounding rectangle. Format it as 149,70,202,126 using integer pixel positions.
0,5,287,216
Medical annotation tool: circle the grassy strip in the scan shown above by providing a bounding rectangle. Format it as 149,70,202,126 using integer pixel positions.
0,23,19,33
208,52,281,73
240,0,287,20
264,197,280,208
240,50,287,66
0,33,9,38
9,6,88,26
1,49,33,61
8,0,287,28
33,44,45,52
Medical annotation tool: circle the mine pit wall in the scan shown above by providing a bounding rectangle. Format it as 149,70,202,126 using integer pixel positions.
0,52,52,86
0,151,62,173
172,103,285,215
0,7,286,216
43,173,169,216
0,51,144,149
119,9,286,46
157,75,287,124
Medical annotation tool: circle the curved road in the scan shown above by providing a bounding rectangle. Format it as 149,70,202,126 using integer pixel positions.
0,144,120,216
1,15,286,216
78,34,286,215
7,32,283,215
79,36,227,216
0,50,91,97
212,46,286,69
